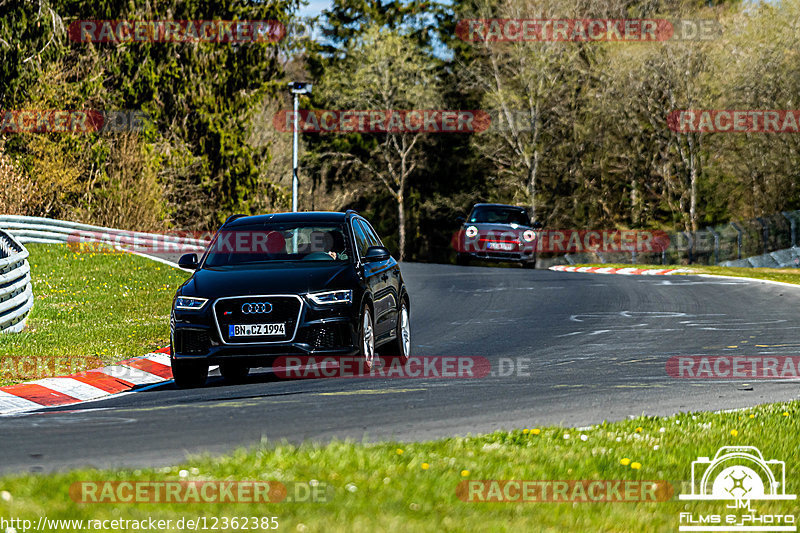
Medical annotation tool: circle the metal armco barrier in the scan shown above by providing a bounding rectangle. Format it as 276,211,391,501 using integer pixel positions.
0,230,33,333
0,215,215,333
0,215,209,250
561,210,800,267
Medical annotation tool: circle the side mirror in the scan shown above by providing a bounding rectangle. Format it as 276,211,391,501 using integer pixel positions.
364,246,391,263
531,220,544,229
456,216,466,225
178,253,199,270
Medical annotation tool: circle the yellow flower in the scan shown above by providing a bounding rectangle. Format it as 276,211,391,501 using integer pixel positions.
461,470,469,477
620,458,631,466
731,429,738,437
523,429,529,434
532,429,541,435
631,462,642,470
783,412,790,417
396,449,404,455
421,463,430,470
749,414,755,419
635,427,643,433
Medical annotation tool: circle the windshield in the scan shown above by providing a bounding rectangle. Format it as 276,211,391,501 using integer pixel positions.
469,206,530,225
202,223,351,267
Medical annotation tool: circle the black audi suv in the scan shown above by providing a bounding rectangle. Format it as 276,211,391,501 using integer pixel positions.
170,211,411,388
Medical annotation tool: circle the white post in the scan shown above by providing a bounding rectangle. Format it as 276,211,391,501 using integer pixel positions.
292,92,299,213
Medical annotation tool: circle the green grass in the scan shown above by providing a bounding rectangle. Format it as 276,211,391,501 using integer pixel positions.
0,402,797,532
0,244,190,385
573,263,800,285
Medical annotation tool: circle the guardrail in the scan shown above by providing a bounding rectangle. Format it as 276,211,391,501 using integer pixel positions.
0,230,33,333
0,215,209,250
560,210,800,267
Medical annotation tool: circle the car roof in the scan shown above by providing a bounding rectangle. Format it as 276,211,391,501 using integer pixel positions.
224,211,349,228
471,203,527,210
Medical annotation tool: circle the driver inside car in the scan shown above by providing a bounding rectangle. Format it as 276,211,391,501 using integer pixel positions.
307,229,347,260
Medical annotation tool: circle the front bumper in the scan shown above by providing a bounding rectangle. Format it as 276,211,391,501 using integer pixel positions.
171,295,359,364
461,249,536,262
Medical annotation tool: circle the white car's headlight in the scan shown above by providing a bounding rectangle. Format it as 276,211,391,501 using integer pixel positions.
174,296,208,310
523,230,536,242
465,226,479,238
305,290,353,305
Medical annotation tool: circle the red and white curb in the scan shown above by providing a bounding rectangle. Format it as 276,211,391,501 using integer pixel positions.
0,347,173,415
549,265,692,275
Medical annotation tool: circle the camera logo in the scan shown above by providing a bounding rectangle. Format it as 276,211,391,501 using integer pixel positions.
678,446,796,532
680,446,794,501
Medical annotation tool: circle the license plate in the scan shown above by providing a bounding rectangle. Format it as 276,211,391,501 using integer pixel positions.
487,242,515,251
229,323,286,337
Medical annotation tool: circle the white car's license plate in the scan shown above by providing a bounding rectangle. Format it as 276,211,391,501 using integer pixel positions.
229,323,286,337
487,242,515,251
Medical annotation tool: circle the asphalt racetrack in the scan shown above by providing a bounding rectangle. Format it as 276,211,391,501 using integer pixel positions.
1,264,799,473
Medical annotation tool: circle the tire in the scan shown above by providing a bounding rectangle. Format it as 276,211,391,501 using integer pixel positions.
522,251,538,269
171,357,208,389
220,362,249,383
456,253,470,266
381,298,410,365
358,303,376,373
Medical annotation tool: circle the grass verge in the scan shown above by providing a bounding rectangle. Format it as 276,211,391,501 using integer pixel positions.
0,244,190,385
0,401,797,531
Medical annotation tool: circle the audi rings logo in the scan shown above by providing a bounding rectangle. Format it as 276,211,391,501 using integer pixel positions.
241,302,273,314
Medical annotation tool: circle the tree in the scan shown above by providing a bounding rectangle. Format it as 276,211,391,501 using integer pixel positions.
317,25,441,260
1,0,300,230
456,0,592,223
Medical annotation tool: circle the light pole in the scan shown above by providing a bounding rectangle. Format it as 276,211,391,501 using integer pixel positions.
288,81,312,213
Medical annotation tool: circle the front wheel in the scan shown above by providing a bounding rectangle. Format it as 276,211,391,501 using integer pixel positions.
381,299,410,364
358,303,376,373
522,251,538,269
171,357,208,389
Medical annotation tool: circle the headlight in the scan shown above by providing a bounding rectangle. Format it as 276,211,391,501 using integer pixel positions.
174,296,208,310
305,290,353,305
523,230,536,242
465,226,478,238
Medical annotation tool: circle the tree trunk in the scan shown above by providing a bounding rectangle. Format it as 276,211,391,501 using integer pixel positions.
687,133,699,234
528,150,539,221
397,192,406,262
689,164,698,234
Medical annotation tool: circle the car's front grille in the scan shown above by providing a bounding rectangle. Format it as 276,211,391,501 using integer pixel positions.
174,329,211,355
214,296,302,344
299,323,351,350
